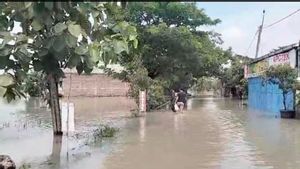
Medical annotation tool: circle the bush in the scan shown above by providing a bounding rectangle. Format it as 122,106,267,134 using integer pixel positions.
146,80,167,111
92,124,119,139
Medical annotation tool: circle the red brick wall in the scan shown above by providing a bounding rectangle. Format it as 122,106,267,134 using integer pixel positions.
62,73,130,97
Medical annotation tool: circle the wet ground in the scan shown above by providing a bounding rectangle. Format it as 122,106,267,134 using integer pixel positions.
1,97,300,169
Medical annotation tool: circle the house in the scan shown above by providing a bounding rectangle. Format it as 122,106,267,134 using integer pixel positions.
245,42,300,115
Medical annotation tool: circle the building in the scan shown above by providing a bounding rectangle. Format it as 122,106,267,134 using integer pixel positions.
245,43,300,115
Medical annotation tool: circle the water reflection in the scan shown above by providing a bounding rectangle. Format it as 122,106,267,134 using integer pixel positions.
102,98,300,169
173,113,183,132
139,117,146,143
4,97,300,169
0,97,135,169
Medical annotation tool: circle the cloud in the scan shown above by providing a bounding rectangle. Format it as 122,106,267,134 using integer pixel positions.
222,26,246,40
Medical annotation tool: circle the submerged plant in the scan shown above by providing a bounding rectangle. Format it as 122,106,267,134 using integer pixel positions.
92,124,119,140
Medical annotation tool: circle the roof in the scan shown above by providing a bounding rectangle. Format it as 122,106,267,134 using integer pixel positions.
250,43,298,64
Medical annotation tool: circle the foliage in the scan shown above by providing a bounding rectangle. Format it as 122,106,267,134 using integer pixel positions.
101,2,231,110
0,73,24,102
191,76,219,92
0,2,138,102
125,2,221,29
95,2,231,110
146,80,168,111
22,71,45,97
92,124,119,139
264,64,297,110
218,54,252,97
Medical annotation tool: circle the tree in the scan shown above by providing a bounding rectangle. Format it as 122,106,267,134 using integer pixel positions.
0,2,138,135
99,2,230,110
218,54,252,97
125,2,220,29
265,64,297,110
126,2,228,89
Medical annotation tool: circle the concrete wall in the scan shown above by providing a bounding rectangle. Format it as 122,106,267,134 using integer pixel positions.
62,73,130,97
248,77,294,116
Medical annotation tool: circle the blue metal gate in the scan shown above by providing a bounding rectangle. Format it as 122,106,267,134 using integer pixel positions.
248,77,294,116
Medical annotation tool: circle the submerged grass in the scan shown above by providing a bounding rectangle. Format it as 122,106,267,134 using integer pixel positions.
92,124,119,139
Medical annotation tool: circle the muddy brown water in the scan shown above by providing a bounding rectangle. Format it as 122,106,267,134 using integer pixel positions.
1,97,300,169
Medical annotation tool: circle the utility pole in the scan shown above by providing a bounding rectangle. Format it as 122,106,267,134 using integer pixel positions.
255,10,266,58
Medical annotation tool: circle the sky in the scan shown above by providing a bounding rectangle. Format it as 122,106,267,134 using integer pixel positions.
196,2,300,58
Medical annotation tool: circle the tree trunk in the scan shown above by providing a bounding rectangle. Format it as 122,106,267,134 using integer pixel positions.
48,74,63,135
51,135,62,168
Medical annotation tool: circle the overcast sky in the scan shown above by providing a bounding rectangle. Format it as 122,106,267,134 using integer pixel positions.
197,2,300,58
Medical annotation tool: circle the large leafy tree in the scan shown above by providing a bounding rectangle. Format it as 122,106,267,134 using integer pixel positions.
122,2,228,90
98,2,230,110
0,2,137,135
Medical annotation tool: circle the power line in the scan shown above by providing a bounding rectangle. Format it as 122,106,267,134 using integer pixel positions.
245,29,259,56
263,8,300,29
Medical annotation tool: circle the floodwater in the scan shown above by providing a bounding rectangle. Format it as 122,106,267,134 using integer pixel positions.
2,97,300,169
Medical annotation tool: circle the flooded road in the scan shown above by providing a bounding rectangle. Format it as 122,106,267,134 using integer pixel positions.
1,97,300,169
103,98,300,169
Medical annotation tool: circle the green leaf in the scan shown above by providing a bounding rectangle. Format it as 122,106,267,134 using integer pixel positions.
112,21,129,33
113,40,128,54
65,34,77,48
133,39,138,49
16,70,26,81
0,46,12,56
75,45,88,55
68,24,82,37
0,16,8,31
84,57,94,69
0,56,8,69
33,60,43,71
44,38,55,49
76,61,84,75
89,44,100,64
67,55,81,68
84,67,93,74
38,48,48,57
3,87,16,103
24,2,32,8
52,36,66,52
54,22,67,35
31,19,43,31
92,10,100,18
0,74,14,87
129,34,137,41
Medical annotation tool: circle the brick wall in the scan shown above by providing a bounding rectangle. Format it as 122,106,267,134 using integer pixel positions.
62,73,130,97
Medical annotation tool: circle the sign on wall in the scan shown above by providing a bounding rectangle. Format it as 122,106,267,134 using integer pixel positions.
246,49,296,78
268,49,296,67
